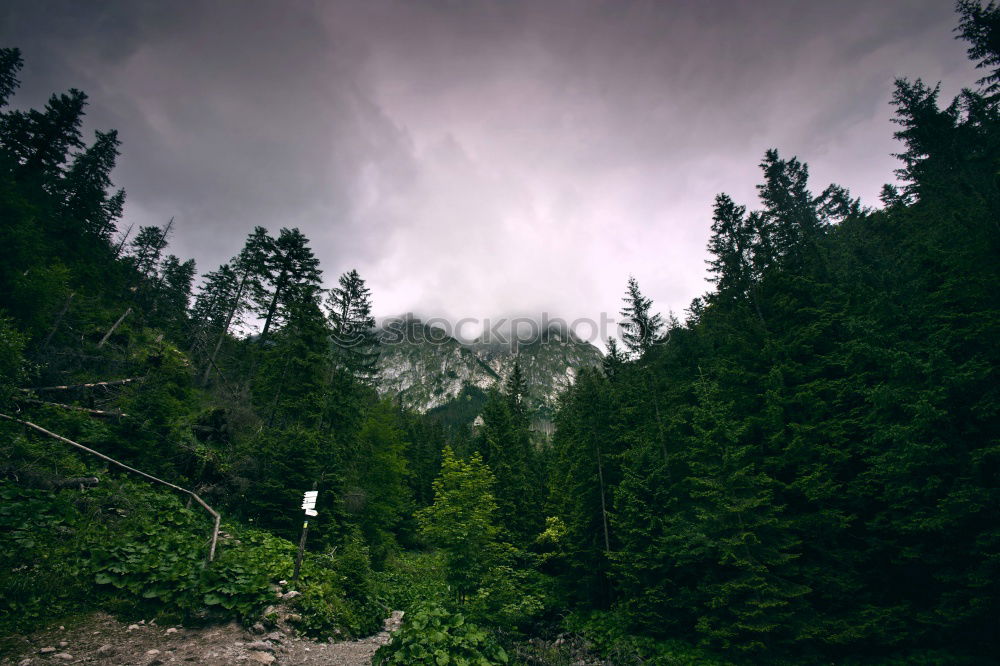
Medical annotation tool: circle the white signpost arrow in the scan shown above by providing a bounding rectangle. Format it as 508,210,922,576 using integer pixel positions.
301,490,318,517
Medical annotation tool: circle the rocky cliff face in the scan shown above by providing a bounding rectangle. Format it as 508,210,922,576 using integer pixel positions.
375,316,603,417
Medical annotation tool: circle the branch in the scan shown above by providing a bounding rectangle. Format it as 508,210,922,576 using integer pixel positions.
25,378,142,392
0,413,221,562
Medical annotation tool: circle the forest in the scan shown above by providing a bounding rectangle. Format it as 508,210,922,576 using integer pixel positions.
1,1,998,664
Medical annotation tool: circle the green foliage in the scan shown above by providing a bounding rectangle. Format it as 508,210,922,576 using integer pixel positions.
563,610,733,666
0,480,288,631
291,527,383,638
0,313,28,408
417,447,500,600
371,550,450,612
374,602,509,665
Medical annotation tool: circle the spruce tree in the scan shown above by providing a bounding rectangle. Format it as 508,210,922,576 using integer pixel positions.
619,277,664,358
325,269,379,382
255,227,322,344
0,48,22,107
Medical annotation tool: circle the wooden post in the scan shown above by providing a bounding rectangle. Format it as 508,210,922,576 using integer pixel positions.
293,483,318,580
293,519,310,580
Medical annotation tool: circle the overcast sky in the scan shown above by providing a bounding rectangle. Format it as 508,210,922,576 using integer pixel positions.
0,0,980,343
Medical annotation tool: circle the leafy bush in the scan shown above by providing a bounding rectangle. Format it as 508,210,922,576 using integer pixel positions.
374,602,508,665
291,530,384,639
563,610,733,666
0,479,289,630
370,550,449,612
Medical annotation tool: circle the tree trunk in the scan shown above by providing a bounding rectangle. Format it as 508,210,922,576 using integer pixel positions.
42,291,74,349
97,307,132,348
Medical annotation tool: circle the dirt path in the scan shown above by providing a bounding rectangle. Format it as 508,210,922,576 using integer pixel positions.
0,610,403,666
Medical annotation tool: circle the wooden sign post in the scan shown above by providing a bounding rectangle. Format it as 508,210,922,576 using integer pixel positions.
293,487,318,580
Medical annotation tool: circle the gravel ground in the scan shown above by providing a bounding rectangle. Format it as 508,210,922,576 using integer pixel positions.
0,611,404,666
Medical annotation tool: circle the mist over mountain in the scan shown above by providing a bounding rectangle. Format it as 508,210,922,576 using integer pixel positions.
375,315,603,418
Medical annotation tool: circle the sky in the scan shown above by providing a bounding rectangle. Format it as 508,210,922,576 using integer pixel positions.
0,0,981,345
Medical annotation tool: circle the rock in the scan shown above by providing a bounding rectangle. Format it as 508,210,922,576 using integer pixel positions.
18,658,32,666
146,649,161,655
284,613,301,622
248,651,275,664
53,655,73,662
265,631,284,643
251,622,266,634
280,590,300,600
39,647,56,654
57,641,68,648
165,627,179,635
127,624,140,631
246,642,274,652
97,644,113,654
58,626,65,631
277,579,287,586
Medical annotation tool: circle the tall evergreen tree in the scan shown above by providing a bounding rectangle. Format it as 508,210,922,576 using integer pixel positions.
957,0,1000,101
255,227,322,344
619,277,663,358
0,48,22,108
325,269,379,382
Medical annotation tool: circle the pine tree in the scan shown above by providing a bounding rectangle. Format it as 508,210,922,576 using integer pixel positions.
0,48,22,108
194,227,272,383
957,0,1000,102
1,88,86,187
157,254,196,337
602,337,627,378
684,373,808,652
128,223,171,283
548,368,619,607
619,277,663,358
325,269,379,382
255,227,322,344
60,129,124,244
476,387,539,545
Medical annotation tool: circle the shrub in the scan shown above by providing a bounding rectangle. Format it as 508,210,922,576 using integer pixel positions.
374,602,508,665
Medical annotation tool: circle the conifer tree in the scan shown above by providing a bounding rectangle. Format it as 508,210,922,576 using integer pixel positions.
325,269,379,382
60,129,124,243
255,227,322,344
194,227,271,383
0,48,22,107
957,0,1000,101
619,277,663,358
417,446,500,602
601,337,627,378
1,88,86,192
476,387,539,545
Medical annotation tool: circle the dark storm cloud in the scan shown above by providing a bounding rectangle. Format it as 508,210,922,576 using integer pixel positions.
0,1,979,338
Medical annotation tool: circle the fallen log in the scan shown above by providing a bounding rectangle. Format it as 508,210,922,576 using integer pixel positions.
16,398,127,418
50,476,100,489
25,378,142,392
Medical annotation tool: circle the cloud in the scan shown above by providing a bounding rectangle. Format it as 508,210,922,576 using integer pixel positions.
0,0,980,342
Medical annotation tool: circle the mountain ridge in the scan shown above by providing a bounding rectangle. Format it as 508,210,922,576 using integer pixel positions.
374,315,604,417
